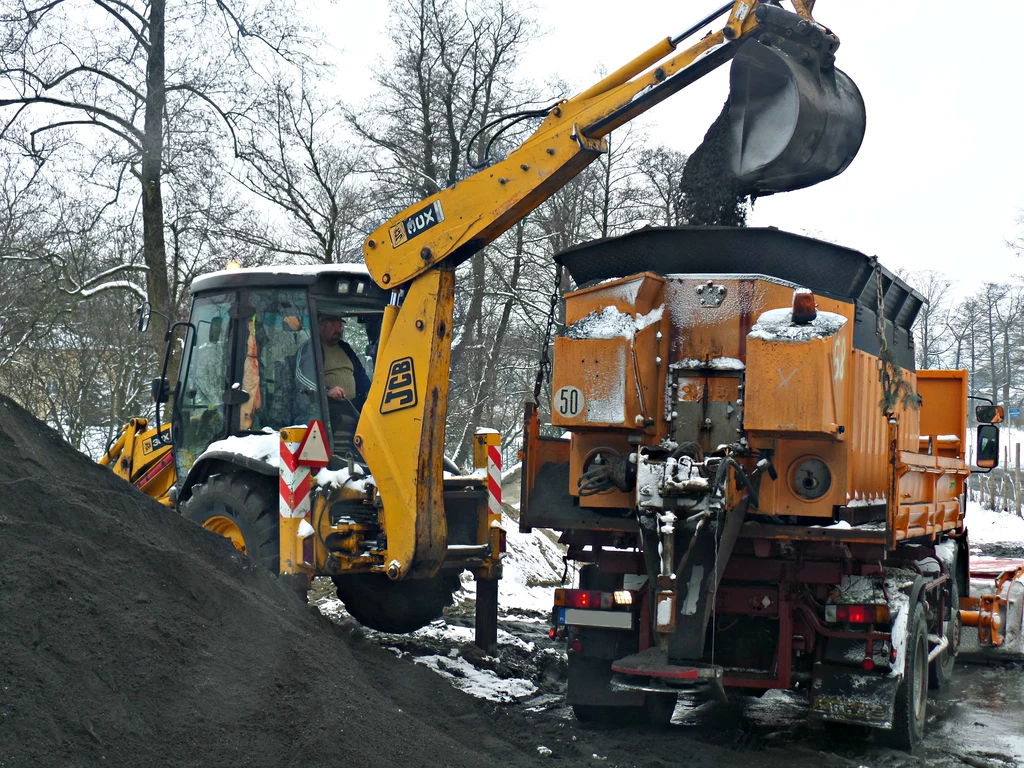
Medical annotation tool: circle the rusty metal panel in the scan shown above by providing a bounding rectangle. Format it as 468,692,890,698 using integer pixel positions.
917,370,968,461
744,326,851,437
847,350,890,504
553,336,631,427
554,274,668,433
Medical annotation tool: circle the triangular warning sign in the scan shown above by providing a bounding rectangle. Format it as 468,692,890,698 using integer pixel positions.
296,420,330,467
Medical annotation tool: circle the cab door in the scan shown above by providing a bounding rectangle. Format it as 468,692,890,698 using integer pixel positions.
173,291,236,480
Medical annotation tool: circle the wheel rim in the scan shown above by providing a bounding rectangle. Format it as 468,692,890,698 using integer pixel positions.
913,631,928,723
202,515,248,555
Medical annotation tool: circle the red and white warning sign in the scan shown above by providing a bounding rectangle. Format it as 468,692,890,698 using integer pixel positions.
296,420,330,468
278,420,329,522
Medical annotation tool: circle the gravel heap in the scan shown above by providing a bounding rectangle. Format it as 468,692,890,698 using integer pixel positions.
0,394,544,767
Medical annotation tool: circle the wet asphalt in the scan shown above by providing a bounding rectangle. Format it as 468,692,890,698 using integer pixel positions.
645,661,1024,767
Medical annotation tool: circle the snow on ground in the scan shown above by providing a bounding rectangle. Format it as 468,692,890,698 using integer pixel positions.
964,500,1024,545
319,592,547,702
405,623,540,702
458,511,573,615
316,499,571,704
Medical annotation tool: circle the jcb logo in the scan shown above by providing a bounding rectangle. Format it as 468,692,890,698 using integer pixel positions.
388,200,445,248
380,357,418,414
389,222,407,247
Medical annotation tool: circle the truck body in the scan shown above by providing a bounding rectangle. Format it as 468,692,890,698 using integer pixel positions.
521,226,1000,746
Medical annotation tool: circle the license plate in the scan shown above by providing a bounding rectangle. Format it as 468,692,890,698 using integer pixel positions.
558,607,633,630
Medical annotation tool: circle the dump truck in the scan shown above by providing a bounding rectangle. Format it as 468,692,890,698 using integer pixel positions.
103,1,867,639
519,226,1012,746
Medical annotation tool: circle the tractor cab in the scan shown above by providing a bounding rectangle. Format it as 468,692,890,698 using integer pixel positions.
172,264,389,484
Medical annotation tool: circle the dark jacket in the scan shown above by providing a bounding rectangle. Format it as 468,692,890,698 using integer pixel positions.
296,340,371,410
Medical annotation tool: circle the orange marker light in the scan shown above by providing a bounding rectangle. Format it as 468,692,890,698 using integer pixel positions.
792,289,817,324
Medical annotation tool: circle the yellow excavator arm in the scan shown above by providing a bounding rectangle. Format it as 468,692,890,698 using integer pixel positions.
356,0,865,581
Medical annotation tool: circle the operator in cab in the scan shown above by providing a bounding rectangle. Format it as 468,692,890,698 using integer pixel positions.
296,313,370,454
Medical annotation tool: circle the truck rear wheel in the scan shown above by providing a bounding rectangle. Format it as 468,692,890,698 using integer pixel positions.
929,578,959,689
182,473,279,572
332,571,460,634
887,604,928,749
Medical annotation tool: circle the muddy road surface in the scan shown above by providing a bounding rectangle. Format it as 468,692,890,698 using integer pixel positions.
336,592,1024,768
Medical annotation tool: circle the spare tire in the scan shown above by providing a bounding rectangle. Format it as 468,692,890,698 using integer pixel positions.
332,571,461,633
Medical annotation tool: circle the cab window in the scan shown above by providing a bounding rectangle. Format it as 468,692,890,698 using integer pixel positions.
175,292,233,478
239,289,323,432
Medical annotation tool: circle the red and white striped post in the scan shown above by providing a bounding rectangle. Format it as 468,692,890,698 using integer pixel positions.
473,428,502,528
278,421,330,576
473,428,502,653
279,426,311,576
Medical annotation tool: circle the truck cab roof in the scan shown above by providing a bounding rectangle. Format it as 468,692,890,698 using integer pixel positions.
190,263,377,296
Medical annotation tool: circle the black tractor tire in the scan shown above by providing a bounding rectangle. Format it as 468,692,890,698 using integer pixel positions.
929,577,960,689
332,570,461,634
181,473,279,572
886,603,928,750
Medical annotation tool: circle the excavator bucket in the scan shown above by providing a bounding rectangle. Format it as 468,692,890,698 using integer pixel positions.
726,14,866,195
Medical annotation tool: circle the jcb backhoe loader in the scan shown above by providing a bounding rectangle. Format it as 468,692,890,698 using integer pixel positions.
107,1,867,638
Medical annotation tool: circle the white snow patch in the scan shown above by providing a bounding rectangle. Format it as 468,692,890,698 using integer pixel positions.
200,430,280,468
192,262,369,293
635,305,664,331
564,304,665,340
964,500,1024,545
846,495,886,508
413,653,537,702
670,357,745,371
314,465,370,494
748,307,847,342
459,515,571,614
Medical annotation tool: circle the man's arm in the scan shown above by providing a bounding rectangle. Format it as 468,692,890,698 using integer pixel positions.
295,341,318,392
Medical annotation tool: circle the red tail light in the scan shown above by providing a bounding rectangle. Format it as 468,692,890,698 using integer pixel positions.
554,589,613,610
302,534,314,565
826,603,890,624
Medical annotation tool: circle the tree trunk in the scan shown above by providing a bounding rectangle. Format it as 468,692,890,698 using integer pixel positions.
142,0,172,365
986,299,998,402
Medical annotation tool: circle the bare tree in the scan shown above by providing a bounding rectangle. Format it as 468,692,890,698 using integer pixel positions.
904,270,953,369
347,0,538,463
0,0,313,358
635,145,688,227
235,79,372,263
346,0,535,209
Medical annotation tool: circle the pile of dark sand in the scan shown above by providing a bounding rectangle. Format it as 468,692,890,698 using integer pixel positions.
0,394,548,767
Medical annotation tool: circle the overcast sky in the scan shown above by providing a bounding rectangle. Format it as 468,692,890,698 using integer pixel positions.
328,2,1023,297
